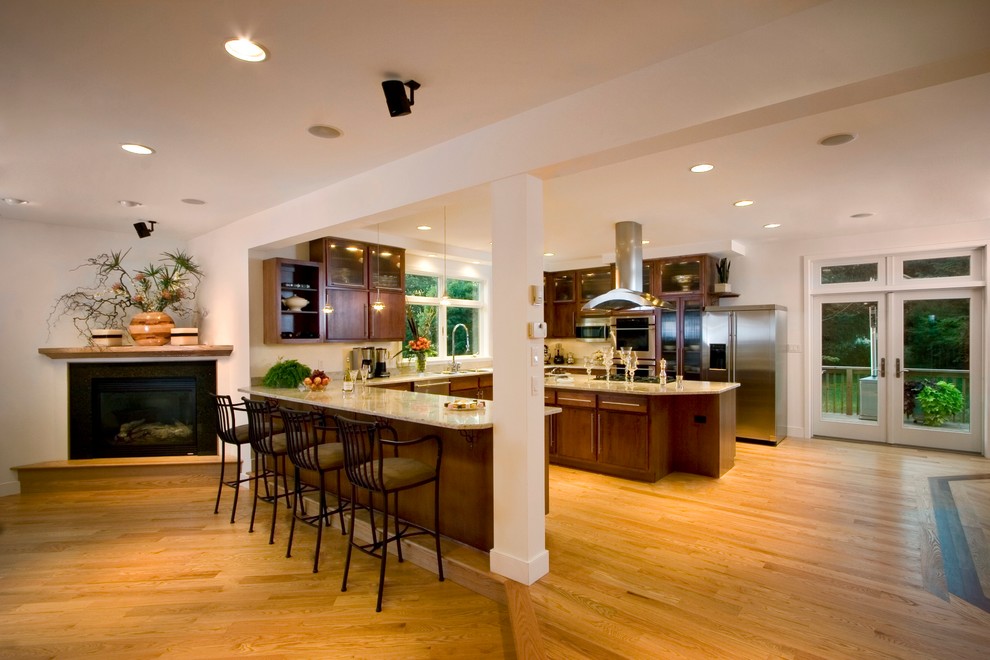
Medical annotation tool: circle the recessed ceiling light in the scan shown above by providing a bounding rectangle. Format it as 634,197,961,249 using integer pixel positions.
224,38,268,62
734,200,754,207
690,163,714,173
3,197,28,205
121,143,155,155
118,200,142,208
543,252,555,257
181,198,206,205
308,125,342,139
818,133,856,146
417,225,432,231
763,223,781,229
850,212,874,218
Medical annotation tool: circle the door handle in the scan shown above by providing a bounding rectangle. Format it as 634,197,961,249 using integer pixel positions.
895,357,901,378
879,357,885,378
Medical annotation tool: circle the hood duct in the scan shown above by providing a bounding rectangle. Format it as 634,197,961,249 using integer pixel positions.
582,221,670,312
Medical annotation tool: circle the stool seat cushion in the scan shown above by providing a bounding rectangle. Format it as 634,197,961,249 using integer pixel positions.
370,457,436,491
315,442,344,470
270,433,288,455
233,417,284,444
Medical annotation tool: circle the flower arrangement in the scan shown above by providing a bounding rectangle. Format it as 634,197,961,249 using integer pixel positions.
49,248,203,342
408,336,432,373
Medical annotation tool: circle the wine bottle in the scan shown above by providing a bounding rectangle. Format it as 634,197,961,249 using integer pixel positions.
342,356,354,392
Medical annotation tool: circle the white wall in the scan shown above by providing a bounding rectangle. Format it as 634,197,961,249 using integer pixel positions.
0,218,192,494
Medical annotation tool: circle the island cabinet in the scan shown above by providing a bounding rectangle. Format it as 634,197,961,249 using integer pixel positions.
310,238,406,341
549,390,659,482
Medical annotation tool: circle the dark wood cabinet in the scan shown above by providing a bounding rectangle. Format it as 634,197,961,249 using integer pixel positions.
263,258,324,344
310,238,406,341
546,272,577,338
577,266,613,301
550,390,652,479
658,295,704,380
449,373,494,400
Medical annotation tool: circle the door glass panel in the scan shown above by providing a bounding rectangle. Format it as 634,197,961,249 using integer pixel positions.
820,301,878,424
820,263,878,285
682,299,702,379
901,298,970,431
659,308,678,377
902,256,970,280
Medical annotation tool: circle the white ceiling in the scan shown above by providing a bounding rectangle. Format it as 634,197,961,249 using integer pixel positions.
2,0,989,264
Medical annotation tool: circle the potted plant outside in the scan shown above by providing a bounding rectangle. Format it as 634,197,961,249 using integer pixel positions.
714,258,731,293
914,380,964,427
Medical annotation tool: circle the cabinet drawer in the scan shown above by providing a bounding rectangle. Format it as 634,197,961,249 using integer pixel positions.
597,394,648,414
450,375,481,391
543,390,556,405
554,391,596,408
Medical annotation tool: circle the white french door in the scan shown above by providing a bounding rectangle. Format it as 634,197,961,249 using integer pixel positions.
812,289,983,452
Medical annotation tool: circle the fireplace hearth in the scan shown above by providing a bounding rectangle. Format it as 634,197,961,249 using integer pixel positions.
69,362,217,458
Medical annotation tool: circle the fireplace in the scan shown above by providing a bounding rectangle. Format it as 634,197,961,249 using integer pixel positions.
69,362,217,458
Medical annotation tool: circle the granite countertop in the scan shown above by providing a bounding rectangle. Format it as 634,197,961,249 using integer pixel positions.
240,381,560,431
544,373,740,396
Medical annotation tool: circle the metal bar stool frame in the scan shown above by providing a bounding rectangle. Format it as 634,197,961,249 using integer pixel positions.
211,394,254,524
280,408,349,573
333,415,444,612
242,397,292,545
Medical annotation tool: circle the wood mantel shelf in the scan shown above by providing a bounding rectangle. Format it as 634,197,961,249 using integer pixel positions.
39,345,234,360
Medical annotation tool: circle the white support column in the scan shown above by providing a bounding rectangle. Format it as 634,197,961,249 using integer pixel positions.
489,174,549,584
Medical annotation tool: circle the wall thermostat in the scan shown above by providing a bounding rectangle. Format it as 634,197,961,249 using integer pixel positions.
528,321,547,338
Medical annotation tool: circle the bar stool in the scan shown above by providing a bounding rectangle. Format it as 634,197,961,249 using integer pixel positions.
242,398,291,545
211,394,253,523
280,409,348,573
333,415,444,612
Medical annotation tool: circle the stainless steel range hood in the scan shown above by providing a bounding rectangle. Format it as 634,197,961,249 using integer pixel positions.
583,221,670,311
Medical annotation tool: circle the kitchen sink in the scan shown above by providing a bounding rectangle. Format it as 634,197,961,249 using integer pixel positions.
440,368,492,374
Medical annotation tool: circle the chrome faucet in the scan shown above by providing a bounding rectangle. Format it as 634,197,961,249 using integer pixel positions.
450,323,470,372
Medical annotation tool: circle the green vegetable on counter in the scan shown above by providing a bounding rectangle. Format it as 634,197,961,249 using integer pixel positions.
262,357,312,388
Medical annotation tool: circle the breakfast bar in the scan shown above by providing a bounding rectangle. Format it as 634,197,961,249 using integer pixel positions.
240,383,518,551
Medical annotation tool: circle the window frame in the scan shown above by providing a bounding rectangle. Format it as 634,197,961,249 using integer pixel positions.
404,271,488,362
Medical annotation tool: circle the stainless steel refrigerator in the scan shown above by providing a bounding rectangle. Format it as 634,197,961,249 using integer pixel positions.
702,305,787,444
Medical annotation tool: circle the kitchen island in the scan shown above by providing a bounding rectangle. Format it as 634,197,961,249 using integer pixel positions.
239,383,546,551
544,375,739,481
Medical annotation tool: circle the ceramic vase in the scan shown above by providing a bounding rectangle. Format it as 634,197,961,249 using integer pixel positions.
128,311,175,346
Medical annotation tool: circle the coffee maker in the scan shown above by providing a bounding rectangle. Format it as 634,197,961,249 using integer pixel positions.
351,347,374,376
373,348,390,378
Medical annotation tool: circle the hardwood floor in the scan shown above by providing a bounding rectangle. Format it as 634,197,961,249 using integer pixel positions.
2,437,989,658
536,438,990,659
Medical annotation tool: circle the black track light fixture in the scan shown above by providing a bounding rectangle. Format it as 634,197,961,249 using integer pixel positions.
133,220,157,238
381,79,421,117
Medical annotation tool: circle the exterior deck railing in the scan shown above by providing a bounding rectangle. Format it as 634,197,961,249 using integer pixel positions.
821,366,969,423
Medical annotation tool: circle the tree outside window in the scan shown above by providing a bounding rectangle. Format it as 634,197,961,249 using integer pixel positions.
404,274,484,360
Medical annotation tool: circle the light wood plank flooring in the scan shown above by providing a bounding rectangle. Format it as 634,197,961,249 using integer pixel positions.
2,437,989,658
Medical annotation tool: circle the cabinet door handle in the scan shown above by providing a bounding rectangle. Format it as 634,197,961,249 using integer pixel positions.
600,400,641,407
558,396,591,404
596,414,601,458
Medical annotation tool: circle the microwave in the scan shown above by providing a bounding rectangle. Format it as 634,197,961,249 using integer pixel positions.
575,315,611,342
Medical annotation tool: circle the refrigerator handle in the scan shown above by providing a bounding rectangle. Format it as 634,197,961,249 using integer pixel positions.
879,357,885,378
728,313,736,380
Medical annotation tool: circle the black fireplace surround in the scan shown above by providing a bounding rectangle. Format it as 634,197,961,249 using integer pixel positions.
69,361,218,458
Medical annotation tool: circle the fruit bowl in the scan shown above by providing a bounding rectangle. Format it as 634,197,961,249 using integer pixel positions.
303,370,330,391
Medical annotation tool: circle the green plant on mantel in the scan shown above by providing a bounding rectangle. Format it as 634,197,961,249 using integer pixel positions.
48,249,204,342
715,258,731,284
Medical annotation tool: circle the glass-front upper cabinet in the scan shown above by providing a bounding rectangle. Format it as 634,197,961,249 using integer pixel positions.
682,298,703,378
370,245,404,290
660,257,704,294
550,272,575,302
578,267,613,301
325,240,367,288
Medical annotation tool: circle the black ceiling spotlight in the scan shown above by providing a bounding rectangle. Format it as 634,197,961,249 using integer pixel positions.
381,79,421,117
133,220,157,238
